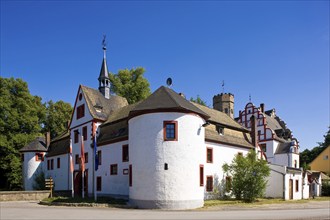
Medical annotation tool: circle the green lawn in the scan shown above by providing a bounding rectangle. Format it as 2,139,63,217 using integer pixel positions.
204,196,330,207
42,196,127,206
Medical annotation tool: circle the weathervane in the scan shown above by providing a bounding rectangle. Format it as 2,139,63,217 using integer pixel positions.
102,35,107,58
249,94,252,102
222,80,225,93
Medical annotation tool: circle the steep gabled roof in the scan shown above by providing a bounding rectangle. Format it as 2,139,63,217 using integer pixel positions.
46,131,70,157
19,137,48,152
81,85,128,121
129,86,209,120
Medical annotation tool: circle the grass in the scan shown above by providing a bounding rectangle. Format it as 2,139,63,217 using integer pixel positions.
42,196,127,206
204,196,330,207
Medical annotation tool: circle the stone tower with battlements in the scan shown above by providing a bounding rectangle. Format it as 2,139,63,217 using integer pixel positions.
213,93,234,119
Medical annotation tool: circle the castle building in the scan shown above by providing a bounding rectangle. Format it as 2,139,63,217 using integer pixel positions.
20,46,307,209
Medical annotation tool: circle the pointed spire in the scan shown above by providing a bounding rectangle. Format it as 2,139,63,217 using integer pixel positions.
98,35,110,99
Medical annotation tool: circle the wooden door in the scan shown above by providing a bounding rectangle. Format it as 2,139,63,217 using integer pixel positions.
289,179,293,200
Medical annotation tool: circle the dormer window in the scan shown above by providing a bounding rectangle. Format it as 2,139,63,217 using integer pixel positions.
77,104,85,119
216,125,224,135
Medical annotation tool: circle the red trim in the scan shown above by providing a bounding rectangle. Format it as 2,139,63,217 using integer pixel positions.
163,121,178,141
206,147,213,163
35,153,44,161
199,165,204,186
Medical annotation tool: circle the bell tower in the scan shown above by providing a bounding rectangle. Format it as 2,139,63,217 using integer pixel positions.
98,36,110,99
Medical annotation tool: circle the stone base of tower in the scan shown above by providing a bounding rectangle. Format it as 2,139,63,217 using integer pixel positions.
129,198,204,210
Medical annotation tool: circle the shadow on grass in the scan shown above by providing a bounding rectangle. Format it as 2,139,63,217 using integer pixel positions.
43,196,127,206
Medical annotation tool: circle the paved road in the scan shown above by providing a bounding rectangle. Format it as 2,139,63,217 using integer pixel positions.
0,201,329,220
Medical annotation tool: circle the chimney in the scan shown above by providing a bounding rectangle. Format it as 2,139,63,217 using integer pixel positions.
45,132,51,148
260,103,265,113
250,115,258,148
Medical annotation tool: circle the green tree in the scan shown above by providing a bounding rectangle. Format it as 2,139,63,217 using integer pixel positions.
0,77,46,189
109,67,151,104
190,95,207,106
222,150,270,202
42,100,72,139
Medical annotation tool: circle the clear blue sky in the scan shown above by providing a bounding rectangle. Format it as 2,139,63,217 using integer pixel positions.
1,1,329,150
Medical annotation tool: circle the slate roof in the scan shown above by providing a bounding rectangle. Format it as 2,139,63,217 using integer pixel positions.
98,120,128,146
264,109,293,141
98,58,109,81
81,85,128,121
46,132,70,157
275,142,293,154
19,137,48,152
129,86,210,120
191,102,248,131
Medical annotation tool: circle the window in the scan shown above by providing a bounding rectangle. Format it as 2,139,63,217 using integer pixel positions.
206,147,213,163
163,121,178,141
122,145,129,162
324,155,329,160
76,104,85,119
97,176,102,191
129,165,132,187
97,150,102,165
199,165,204,186
74,130,79,143
258,130,261,136
110,164,118,175
79,93,83,101
224,108,228,114
83,126,87,141
123,169,129,175
216,125,224,135
295,180,299,192
206,176,213,192
84,152,88,163
225,176,232,192
47,160,50,170
50,159,54,170
57,158,60,169
260,144,266,152
294,160,297,168
75,154,79,164
35,153,44,161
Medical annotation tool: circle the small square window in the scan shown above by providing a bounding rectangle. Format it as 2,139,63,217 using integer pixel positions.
35,153,44,161
110,164,118,175
164,121,178,141
324,155,329,160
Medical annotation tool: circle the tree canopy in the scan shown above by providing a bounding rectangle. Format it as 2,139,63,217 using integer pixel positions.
190,95,207,106
42,100,72,139
0,77,72,190
222,150,270,202
109,67,151,104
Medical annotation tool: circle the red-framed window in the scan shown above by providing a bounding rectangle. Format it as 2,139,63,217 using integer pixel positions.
206,147,213,163
97,176,102,191
83,126,87,141
75,154,79,164
260,144,266,152
76,104,85,119
57,158,60,169
97,150,102,165
35,153,44,161
74,130,79,143
84,152,88,163
122,145,129,162
110,164,118,175
199,165,204,186
206,176,213,192
163,121,178,141
129,165,132,187
295,180,299,192
47,160,50,170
